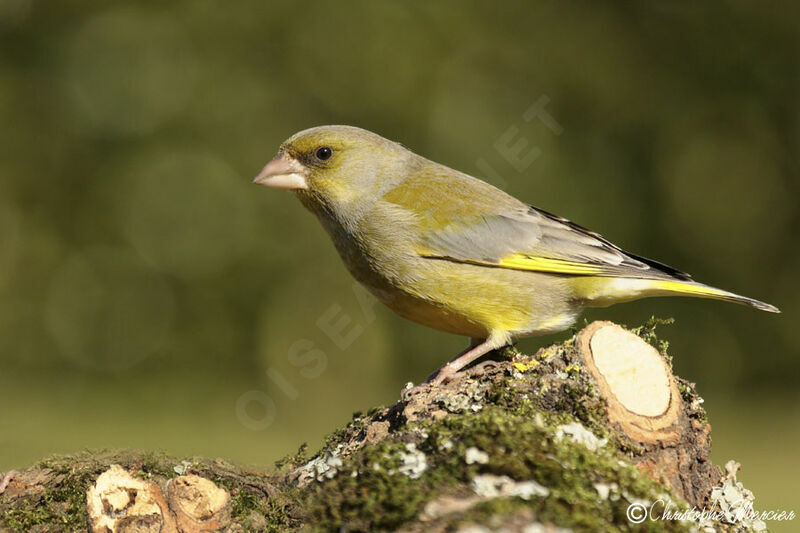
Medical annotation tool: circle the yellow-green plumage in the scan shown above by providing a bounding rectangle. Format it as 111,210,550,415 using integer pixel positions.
254,125,779,382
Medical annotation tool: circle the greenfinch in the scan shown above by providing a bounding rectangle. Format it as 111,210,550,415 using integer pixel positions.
254,125,779,385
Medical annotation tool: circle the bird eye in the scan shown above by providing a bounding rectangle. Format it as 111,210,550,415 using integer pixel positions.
315,146,333,161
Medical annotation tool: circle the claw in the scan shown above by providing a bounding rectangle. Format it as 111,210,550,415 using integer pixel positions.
466,360,500,378
401,382,430,401
402,336,508,399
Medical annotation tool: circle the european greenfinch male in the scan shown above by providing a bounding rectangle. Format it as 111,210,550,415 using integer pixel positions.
254,126,779,386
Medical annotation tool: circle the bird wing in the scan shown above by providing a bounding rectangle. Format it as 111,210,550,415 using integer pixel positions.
416,204,692,280
383,161,690,281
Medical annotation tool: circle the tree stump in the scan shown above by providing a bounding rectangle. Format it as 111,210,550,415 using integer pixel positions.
575,321,716,506
0,320,765,532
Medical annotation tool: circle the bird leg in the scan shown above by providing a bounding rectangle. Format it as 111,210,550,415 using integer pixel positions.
402,336,508,400
423,337,483,382
426,336,506,386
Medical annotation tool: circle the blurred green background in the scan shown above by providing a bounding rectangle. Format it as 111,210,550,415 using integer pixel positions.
1,0,798,528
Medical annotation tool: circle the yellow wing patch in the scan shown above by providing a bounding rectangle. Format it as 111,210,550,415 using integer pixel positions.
649,280,726,298
418,250,609,275
497,254,606,275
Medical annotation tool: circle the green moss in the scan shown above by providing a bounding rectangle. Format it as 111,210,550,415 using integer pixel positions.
2,504,65,532
211,470,296,532
484,354,612,447
498,344,522,360
629,316,675,355
316,411,372,457
2,451,187,532
1,467,96,532
298,439,432,531
275,442,311,473
295,401,688,532
2,451,293,532
229,484,294,531
287,320,704,530
230,487,261,517
1,320,708,532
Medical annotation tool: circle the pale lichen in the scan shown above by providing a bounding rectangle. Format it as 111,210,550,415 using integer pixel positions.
396,443,428,479
472,474,550,500
464,447,490,465
554,421,608,452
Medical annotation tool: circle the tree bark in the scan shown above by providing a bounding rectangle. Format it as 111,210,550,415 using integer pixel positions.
0,321,765,532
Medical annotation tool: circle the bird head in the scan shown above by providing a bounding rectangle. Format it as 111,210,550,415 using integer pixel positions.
254,125,411,211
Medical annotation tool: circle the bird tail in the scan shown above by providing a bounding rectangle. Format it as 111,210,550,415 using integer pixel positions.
643,279,779,312
574,277,780,313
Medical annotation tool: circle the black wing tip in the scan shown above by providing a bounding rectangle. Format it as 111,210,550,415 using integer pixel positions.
628,253,694,282
526,206,779,312
528,205,694,281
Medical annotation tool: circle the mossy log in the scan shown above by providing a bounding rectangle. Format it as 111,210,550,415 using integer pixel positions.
0,320,765,532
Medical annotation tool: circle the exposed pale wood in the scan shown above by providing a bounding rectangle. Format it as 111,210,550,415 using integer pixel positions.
87,465,232,533
0,321,735,531
577,321,682,444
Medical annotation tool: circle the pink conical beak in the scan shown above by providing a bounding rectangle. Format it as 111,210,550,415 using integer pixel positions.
253,153,308,190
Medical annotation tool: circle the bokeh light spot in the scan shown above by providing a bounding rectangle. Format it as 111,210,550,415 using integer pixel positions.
254,273,394,434
61,7,196,136
118,151,259,279
45,247,174,371
657,115,788,266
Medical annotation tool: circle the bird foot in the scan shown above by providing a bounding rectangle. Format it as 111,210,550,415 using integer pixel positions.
0,470,17,495
427,357,503,386
401,382,426,401
465,360,501,378
400,372,455,400
401,338,508,401
402,361,500,401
